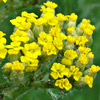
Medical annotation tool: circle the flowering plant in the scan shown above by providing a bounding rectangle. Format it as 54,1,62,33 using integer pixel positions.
0,1,99,100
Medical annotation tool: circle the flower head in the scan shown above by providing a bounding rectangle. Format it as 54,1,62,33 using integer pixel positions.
64,50,78,59
12,61,25,71
84,75,93,88
55,78,72,91
90,65,100,73
50,63,66,79
22,42,41,59
6,42,23,55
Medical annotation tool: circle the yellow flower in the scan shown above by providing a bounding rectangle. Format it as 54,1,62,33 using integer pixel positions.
42,12,54,21
0,31,6,44
80,23,86,30
55,79,64,89
82,19,90,24
69,13,78,21
0,43,7,59
66,35,76,44
64,50,78,59
88,52,94,59
43,43,57,55
48,16,58,26
40,6,54,13
10,16,31,30
84,75,93,88
61,58,72,66
76,36,88,46
57,33,67,40
5,63,12,69
21,11,38,23
57,13,68,22
78,47,91,54
10,16,26,27
49,25,67,41
21,56,39,72
44,1,58,9
53,32,67,41
6,42,23,55
62,68,72,78
67,27,75,33
49,25,61,37
18,21,31,31
79,54,88,65
50,63,65,79
78,46,84,53
70,66,82,81
42,12,58,26
62,78,72,91
79,19,95,36
21,56,39,67
83,28,93,36
10,29,30,43
12,61,24,71
53,38,63,50
73,71,82,81
22,42,41,59
3,0,7,3
90,65,100,73
38,32,53,45
22,11,38,18
55,78,72,90
0,37,6,44
34,18,47,26
0,31,6,38
88,24,95,30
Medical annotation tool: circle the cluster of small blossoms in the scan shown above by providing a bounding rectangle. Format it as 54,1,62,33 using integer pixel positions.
45,2,99,90
4,11,41,73
0,31,7,60
2,0,7,3
1,1,100,91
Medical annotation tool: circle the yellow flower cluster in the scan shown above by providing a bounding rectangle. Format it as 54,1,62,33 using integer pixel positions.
21,42,41,72
5,9,42,72
80,19,95,36
38,26,67,55
55,78,72,91
76,36,88,47
90,65,100,73
5,61,24,71
77,46,94,66
62,50,77,65
6,42,23,55
84,75,93,88
5,13,41,72
3,0,7,3
50,63,82,90
0,31,7,59
1,1,99,91
69,13,78,22
10,11,38,31
45,1,98,89
67,27,75,34
39,1,68,26
10,29,30,43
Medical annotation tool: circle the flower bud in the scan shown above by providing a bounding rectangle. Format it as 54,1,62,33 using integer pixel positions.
8,53,21,62
26,29,35,42
32,25,43,39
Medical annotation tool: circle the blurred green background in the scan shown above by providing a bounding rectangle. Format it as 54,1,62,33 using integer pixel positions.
0,0,100,100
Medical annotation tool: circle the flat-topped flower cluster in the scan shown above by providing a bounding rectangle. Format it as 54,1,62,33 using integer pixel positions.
1,1,100,91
